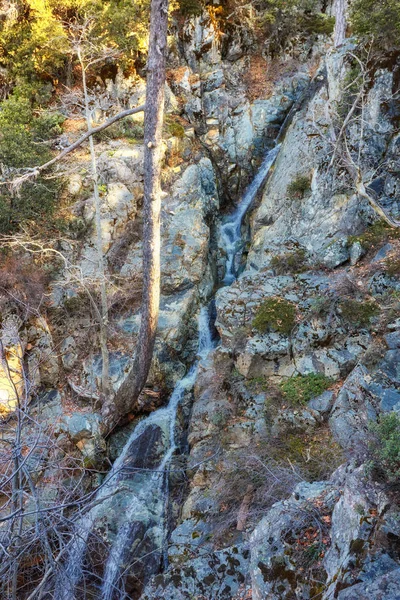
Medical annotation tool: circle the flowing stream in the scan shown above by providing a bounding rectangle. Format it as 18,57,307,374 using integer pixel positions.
220,144,280,284
54,142,280,599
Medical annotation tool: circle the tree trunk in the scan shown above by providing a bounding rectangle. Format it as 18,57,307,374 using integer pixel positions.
103,0,169,428
334,0,348,47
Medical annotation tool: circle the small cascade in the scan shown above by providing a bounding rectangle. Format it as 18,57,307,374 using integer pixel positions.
220,144,281,284
55,308,215,600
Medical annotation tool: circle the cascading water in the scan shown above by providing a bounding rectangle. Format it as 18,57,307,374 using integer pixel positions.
55,307,215,600
54,140,281,600
220,144,280,284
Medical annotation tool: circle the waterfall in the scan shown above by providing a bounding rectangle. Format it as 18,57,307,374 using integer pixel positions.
55,307,215,600
54,142,282,598
220,144,281,285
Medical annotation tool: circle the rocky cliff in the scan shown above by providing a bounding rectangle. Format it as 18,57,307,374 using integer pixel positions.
1,6,400,600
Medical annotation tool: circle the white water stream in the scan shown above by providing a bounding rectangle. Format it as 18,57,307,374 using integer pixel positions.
220,144,280,284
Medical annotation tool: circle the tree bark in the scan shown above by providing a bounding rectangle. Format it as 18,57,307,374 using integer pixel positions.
334,0,348,47
103,0,169,429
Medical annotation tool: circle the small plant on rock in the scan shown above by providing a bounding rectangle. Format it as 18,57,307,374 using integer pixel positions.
287,174,312,199
280,373,333,406
252,297,296,335
270,248,308,275
384,258,400,278
348,220,400,251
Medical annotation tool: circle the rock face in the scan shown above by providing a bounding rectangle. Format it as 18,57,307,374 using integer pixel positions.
5,8,400,600
139,34,400,600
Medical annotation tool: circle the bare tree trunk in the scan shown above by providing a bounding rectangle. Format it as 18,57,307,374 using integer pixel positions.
334,0,348,47
103,0,169,428
78,49,110,396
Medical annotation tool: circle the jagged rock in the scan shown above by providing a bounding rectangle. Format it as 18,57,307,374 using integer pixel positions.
323,465,397,600
60,336,77,370
350,241,365,265
308,390,335,416
140,544,249,600
321,239,350,269
250,481,339,600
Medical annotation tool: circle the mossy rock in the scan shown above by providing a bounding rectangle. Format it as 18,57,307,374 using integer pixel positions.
348,220,400,251
253,297,296,335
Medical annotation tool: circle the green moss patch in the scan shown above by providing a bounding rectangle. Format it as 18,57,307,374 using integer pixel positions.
280,373,333,406
287,174,312,199
270,248,308,275
348,220,400,251
253,297,296,335
339,299,379,327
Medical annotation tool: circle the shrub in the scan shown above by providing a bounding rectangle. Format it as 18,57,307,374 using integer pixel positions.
280,373,333,406
339,299,379,327
368,412,400,484
287,174,312,199
270,248,308,275
350,0,400,50
0,255,49,314
253,297,296,335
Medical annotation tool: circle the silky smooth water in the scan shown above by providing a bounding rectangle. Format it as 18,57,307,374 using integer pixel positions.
220,144,280,285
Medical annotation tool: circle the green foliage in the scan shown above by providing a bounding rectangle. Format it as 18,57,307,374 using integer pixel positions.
257,0,334,55
287,174,312,199
339,299,379,327
167,120,185,138
270,248,308,275
280,373,332,406
368,412,400,483
350,0,400,49
253,297,296,335
0,0,151,89
0,93,63,233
